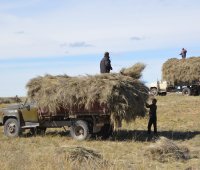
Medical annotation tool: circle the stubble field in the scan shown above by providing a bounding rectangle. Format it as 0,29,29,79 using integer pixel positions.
0,94,200,170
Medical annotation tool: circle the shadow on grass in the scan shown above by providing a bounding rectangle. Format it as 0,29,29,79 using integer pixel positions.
22,129,200,142
22,129,70,138
111,130,200,142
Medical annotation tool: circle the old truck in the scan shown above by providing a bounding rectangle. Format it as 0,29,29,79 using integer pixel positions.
0,100,113,141
148,80,168,96
149,57,200,96
149,80,200,96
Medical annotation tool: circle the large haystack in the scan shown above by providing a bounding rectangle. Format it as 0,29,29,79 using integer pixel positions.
162,57,200,85
26,63,149,125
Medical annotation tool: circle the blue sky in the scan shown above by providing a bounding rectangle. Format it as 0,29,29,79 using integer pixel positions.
0,0,200,97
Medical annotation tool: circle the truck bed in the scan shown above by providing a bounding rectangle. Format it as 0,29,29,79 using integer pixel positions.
38,103,109,118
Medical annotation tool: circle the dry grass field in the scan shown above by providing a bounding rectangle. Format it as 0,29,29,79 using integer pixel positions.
0,94,200,170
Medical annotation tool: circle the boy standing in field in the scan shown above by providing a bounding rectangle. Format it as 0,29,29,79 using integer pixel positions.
146,98,157,136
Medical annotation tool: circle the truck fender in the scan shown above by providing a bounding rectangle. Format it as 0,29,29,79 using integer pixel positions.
3,111,20,125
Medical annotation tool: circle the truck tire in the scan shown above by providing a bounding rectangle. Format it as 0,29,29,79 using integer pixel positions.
4,118,21,137
70,120,90,141
96,124,113,139
150,88,158,96
182,87,191,96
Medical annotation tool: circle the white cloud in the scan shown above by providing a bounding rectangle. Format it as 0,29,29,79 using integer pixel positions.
0,0,200,59
69,42,93,48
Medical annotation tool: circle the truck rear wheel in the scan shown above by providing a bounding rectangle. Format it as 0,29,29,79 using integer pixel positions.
70,120,90,141
182,87,191,96
4,118,21,137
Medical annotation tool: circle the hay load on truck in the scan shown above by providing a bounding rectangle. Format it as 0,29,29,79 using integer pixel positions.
0,63,149,141
149,57,200,96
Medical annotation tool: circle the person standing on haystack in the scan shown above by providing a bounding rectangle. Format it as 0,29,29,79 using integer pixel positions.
146,98,158,136
179,48,187,59
100,52,113,73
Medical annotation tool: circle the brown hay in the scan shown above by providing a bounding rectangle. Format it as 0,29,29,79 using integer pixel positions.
56,146,109,169
162,57,200,85
145,137,190,162
120,63,146,79
26,64,149,127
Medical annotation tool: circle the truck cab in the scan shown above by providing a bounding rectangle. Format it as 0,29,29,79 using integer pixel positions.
148,80,168,96
0,102,39,137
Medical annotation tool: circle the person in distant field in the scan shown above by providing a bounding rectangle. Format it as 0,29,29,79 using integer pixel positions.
179,48,187,59
146,98,157,135
100,52,113,73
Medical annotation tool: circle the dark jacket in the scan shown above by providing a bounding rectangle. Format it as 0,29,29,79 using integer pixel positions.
100,56,112,73
180,49,187,58
146,103,157,119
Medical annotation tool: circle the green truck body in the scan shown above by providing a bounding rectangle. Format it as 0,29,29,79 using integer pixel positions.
0,102,112,141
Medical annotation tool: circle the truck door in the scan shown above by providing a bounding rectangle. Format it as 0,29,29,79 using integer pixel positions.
20,104,39,122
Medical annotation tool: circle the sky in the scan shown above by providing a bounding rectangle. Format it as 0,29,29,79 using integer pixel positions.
0,0,200,97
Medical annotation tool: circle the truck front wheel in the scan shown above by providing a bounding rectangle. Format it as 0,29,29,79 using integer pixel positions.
70,120,90,141
4,118,21,137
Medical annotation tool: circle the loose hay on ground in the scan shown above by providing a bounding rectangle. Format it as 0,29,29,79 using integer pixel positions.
55,146,109,169
145,137,190,163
